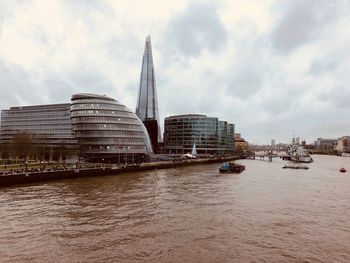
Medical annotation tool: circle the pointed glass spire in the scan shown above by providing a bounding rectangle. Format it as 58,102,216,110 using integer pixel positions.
136,35,162,142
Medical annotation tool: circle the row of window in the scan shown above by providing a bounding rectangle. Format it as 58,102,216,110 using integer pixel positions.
71,103,128,111
71,117,141,125
82,145,147,151
71,99,123,106
71,110,136,118
75,133,144,139
72,123,140,131
2,111,70,118
1,126,73,132
79,136,145,143
1,131,73,136
2,119,71,125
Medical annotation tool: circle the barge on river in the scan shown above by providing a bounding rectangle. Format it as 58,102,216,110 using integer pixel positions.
219,162,245,173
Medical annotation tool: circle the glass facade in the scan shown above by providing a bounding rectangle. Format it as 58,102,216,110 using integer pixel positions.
0,103,77,150
71,93,153,163
0,93,153,163
135,36,162,143
164,114,235,155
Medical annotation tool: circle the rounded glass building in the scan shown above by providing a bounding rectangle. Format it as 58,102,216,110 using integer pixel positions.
70,94,153,163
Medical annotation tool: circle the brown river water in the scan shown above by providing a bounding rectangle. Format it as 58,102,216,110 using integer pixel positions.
1,155,350,262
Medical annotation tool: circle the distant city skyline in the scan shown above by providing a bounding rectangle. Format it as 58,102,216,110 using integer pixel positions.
0,0,349,144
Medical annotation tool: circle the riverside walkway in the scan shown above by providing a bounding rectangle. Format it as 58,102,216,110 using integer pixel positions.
0,156,242,187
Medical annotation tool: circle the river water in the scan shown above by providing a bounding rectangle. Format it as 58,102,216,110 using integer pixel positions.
1,155,350,262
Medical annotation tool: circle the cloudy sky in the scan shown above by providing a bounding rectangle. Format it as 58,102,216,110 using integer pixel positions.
0,0,349,144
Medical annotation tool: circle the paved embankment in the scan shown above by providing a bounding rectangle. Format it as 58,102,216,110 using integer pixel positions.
0,156,242,187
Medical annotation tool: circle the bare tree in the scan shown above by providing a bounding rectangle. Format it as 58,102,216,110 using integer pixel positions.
10,132,35,160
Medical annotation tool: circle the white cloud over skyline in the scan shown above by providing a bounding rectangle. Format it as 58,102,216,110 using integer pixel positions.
0,0,349,144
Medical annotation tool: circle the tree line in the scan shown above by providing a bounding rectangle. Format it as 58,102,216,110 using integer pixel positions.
0,132,76,162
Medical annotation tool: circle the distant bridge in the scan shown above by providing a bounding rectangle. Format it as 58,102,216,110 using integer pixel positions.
248,147,286,153
246,148,289,162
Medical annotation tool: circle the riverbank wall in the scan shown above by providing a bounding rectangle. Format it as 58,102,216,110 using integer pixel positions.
0,156,242,187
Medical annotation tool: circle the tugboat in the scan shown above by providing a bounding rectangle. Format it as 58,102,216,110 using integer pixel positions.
219,162,245,173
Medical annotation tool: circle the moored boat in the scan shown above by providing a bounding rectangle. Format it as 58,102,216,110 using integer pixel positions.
290,147,313,163
285,138,313,163
219,162,245,173
283,164,309,169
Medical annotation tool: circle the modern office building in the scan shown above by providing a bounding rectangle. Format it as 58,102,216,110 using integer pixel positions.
135,36,162,152
0,103,77,153
0,93,153,163
164,114,235,155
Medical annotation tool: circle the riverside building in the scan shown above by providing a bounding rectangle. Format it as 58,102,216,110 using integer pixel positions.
0,103,77,151
0,93,153,163
164,114,235,155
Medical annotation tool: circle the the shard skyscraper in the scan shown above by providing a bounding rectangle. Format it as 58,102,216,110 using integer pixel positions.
136,36,161,153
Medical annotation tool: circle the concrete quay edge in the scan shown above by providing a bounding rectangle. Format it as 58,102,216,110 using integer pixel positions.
0,156,243,187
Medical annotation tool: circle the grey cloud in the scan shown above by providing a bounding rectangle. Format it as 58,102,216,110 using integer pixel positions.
1,1,350,144
63,0,112,15
0,0,10,36
227,65,263,100
308,59,340,75
260,85,304,115
271,0,344,53
336,93,350,109
0,59,47,108
162,2,228,59
66,66,115,95
0,59,117,111
106,34,141,63
62,0,114,33
318,87,350,109
224,33,269,100
43,76,74,103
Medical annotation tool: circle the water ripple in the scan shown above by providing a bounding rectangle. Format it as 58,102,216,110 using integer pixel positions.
1,155,350,262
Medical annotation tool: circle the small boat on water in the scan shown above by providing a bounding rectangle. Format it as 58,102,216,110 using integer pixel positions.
219,162,245,173
340,168,346,173
283,164,309,169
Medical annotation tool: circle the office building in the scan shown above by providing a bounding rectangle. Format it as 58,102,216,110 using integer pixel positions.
0,103,77,155
164,114,234,155
0,93,153,163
